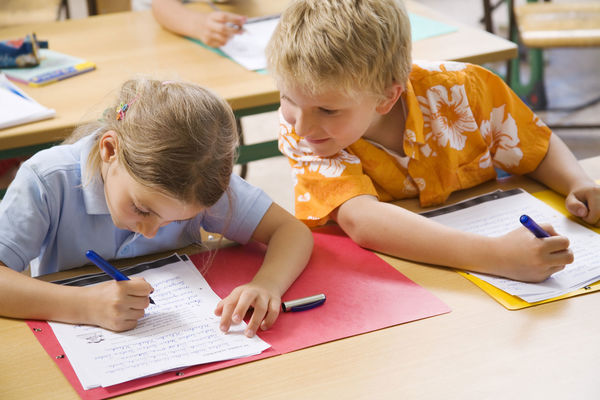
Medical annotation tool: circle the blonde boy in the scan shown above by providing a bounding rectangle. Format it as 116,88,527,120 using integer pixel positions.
266,0,600,282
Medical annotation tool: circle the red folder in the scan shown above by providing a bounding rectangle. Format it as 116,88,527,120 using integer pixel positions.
27,225,450,399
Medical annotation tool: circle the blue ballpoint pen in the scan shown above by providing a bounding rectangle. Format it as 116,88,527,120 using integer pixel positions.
85,250,155,304
519,214,551,238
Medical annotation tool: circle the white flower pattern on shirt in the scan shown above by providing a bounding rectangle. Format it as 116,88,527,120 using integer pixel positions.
279,119,360,179
480,105,523,169
418,84,478,150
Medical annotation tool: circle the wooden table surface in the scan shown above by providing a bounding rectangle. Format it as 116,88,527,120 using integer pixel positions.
0,0,517,153
1,156,599,400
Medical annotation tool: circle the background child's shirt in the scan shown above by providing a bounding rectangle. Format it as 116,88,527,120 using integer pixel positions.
279,61,552,226
0,134,272,276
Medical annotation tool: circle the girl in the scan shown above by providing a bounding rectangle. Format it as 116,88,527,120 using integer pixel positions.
0,78,313,337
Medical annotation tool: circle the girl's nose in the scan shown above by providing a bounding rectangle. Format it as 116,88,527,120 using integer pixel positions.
137,221,160,239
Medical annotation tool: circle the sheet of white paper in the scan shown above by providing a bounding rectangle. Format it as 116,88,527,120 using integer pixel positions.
219,16,279,70
425,189,600,302
49,255,270,388
0,73,55,129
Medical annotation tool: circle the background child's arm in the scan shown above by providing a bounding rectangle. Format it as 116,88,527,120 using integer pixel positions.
0,264,153,331
527,133,600,225
214,203,313,338
333,195,573,282
152,0,246,47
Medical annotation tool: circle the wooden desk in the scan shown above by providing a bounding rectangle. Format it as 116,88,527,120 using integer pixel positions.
2,156,599,400
0,0,516,159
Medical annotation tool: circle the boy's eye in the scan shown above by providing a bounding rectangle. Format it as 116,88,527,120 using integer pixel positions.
319,107,337,115
133,204,151,217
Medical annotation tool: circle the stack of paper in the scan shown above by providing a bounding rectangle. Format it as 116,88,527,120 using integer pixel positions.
423,189,600,303
49,254,270,389
0,73,55,129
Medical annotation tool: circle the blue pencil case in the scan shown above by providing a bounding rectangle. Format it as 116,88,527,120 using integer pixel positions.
0,33,48,68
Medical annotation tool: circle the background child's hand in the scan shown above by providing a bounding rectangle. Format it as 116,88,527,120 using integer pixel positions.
197,12,247,47
84,277,153,332
565,184,600,226
490,224,573,282
214,283,281,338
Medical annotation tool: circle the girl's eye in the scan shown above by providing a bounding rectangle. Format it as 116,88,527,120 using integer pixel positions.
133,205,151,217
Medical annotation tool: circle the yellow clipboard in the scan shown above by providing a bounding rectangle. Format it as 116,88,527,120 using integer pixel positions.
459,188,600,310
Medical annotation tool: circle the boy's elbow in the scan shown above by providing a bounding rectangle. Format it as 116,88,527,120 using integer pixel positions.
336,211,374,249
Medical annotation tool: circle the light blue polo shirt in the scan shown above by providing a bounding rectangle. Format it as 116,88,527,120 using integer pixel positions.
0,134,272,277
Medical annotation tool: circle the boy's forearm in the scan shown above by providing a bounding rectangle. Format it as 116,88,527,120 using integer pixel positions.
0,265,87,323
527,133,595,194
152,0,201,39
335,197,498,274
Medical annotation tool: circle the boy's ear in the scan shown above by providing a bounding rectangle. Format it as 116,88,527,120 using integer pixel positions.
376,83,404,114
99,130,119,162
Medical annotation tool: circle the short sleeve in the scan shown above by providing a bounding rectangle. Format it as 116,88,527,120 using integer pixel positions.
466,64,551,175
201,174,272,244
0,165,53,271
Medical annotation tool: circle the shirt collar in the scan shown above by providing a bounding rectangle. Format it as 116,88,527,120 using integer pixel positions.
79,134,110,215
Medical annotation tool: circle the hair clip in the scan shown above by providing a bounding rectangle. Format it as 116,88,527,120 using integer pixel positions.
115,102,128,121
115,94,140,121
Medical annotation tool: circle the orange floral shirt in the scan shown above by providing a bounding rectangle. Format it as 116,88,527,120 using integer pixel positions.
278,61,552,226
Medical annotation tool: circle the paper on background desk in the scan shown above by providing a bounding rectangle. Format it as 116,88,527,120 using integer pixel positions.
49,255,270,389
217,13,457,71
0,73,55,129
422,189,600,303
219,15,280,71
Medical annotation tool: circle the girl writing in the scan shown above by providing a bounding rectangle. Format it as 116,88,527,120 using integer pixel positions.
0,78,313,337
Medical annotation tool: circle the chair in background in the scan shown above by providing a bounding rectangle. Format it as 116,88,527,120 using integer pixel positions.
483,0,600,119
87,0,131,16
0,0,68,27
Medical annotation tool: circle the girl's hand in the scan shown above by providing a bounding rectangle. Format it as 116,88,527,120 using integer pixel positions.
565,184,600,226
197,12,247,47
214,283,281,338
490,224,573,282
83,277,154,332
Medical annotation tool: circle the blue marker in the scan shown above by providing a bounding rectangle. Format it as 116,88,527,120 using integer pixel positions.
85,250,155,304
282,293,326,312
519,215,551,238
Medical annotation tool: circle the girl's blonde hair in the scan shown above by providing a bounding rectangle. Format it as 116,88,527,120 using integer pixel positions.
68,78,238,207
266,0,412,100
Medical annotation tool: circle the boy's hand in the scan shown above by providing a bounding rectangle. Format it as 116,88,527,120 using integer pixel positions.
84,277,153,332
197,12,247,47
491,224,573,282
565,184,600,226
214,283,281,338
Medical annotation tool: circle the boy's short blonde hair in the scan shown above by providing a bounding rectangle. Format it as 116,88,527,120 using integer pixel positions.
266,0,412,99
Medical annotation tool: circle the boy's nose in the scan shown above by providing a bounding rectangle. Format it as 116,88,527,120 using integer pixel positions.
294,112,314,138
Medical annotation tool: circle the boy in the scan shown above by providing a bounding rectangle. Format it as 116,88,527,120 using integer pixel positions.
266,0,600,282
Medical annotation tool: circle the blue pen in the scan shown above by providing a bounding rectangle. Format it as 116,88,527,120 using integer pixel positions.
519,214,551,238
85,250,155,304
1,80,28,100
281,293,326,312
